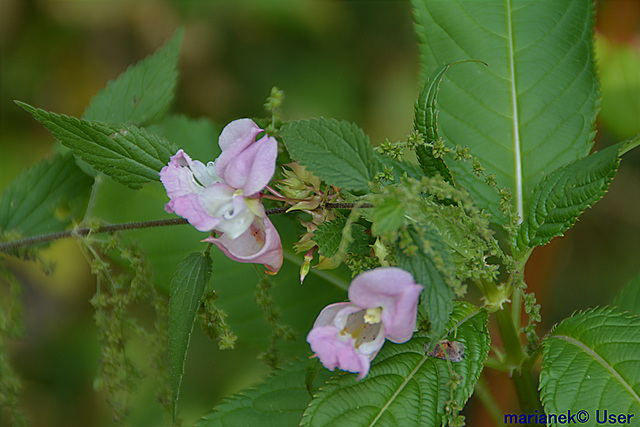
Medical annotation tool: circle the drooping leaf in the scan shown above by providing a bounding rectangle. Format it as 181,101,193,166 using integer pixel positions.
412,0,599,223
612,272,640,316
396,226,455,345
413,62,484,184
17,102,174,190
82,28,183,125
0,153,93,238
302,302,489,427
515,137,640,253
280,118,377,192
169,251,213,420
196,359,334,427
540,308,640,424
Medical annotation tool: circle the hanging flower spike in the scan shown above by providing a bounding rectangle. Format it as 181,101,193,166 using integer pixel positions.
159,119,283,273
306,267,423,379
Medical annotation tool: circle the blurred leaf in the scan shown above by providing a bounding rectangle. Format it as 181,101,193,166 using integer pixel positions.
17,102,173,190
612,272,640,316
169,251,212,421
374,154,423,182
0,153,93,238
302,302,488,426
412,0,599,223
281,118,377,192
371,197,405,235
596,35,640,139
515,136,640,253
196,359,334,427
540,308,640,424
82,28,183,125
396,226,454,344
149,115,221,161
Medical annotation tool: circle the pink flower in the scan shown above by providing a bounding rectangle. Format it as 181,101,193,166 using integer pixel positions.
159,119,282,273
306,267,423,379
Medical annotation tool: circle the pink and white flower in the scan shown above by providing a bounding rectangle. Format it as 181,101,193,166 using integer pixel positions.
159,119,283,273
306,267,423,379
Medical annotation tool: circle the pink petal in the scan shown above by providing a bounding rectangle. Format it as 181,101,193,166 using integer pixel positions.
165,193,220,232
203,216,283,273
159,149,201,199
348,267,423,343
306,325,372,380
215,119,278,196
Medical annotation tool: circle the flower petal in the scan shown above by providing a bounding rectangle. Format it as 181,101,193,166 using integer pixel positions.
215,119,278,196
159,149,202,199
164,193,220,232
306,325,372,380
204,216,283,273
348,267,423,343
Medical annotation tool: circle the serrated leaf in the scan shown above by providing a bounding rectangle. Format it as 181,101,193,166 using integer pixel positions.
281,118,376,192
301,302,489,427
515,139,631,252
540,308,640,425
169,251,212,420
612,272,640,316
82,28,183,125
196,359,334,427
18,102,174,190
412,0,599,223
313,218,370,258
396,226,455,344
0,153,93,238
414,63,480,184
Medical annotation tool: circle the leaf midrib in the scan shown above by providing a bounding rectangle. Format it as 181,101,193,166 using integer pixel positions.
552,334,640,406
505,0,523,222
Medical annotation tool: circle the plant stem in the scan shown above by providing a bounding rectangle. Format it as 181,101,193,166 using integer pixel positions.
474,376,505,426
494,306,543,415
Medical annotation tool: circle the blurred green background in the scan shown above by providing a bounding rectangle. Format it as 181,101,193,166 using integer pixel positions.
1,1,639,426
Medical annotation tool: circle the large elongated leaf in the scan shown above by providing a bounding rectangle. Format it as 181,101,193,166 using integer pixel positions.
82,28,183,124
280,118,377,192
18,102,174,190
540,308,640,424
169,252,213,419
412,0,599,223
301,302,489,427
0,153,93,238
515,137,639,253
197,359,333,427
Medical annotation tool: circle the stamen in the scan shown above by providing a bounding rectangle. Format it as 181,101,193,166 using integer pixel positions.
364,307,382,325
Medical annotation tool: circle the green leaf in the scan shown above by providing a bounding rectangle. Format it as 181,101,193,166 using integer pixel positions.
149,114,221,161
540,308,640,424
412,0,599,223
312,218,371,258
612,272,640,316
169,251,213,420
414,62,483,184
196,359,334,427
396,226,455,345
0,153,93,238
515,138,636,252
281,118,376,192
17,102,174,190
302,302,489,426
371,197,405,235
82,28,183,125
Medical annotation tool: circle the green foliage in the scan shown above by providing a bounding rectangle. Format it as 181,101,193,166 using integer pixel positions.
280,118,377,192
301,302,489,427
312,218,370,258
515,138,637,253
412,0,599,223
0,153,93,238
197,359,334,427
612,272,640,316
169,251,213,421
82,28,183,125
540,308,640,423
396,225,455,345
374,153,423,183
150,114,221,161
78,231,170,423
17,102,174,190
